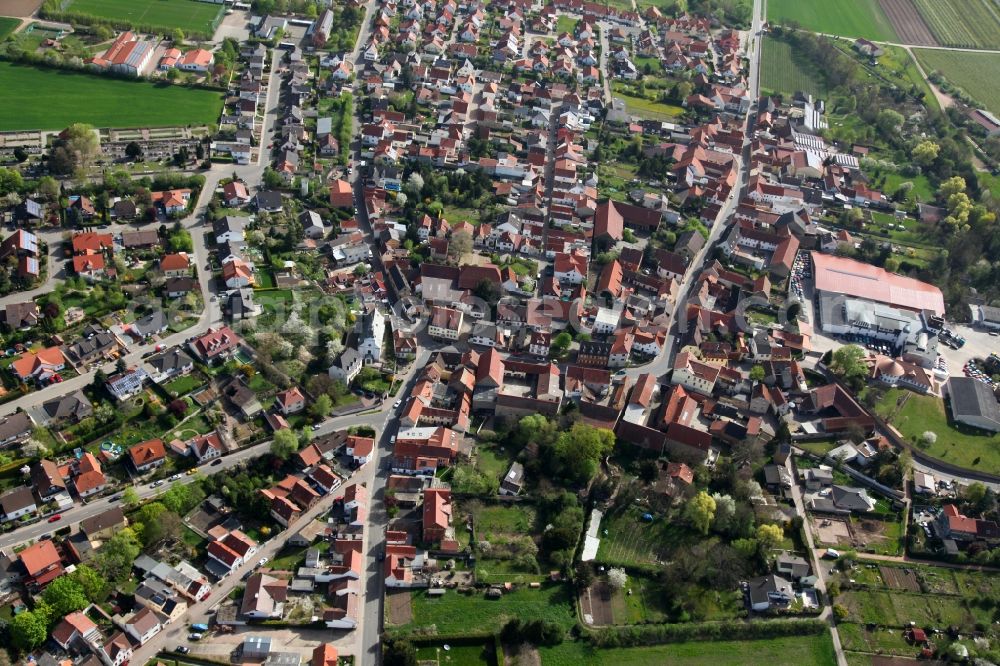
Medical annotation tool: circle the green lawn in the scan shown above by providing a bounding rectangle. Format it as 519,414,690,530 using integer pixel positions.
612,92,684,121
65,0,223,35
767,0,898,41
538,633,837,666
473,503,536,541
416,643,497,666
555,15,577,35
914,49,1000,116
796,439,840,456
442,205,482,225
872,388,1000,474
0,62,223,131
474,444,515,481
163,374,203,398
760,36,828,98
395,584,577,635
0,17,20,41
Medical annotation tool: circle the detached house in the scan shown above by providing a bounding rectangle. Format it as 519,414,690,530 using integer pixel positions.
275,387,307,415
189,432,224,463
129,439,166,473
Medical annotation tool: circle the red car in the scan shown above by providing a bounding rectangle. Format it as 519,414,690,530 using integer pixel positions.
48,514,61,523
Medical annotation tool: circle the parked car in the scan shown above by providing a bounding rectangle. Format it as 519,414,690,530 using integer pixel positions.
211,459,223,466
188,633,203,641
175,647,190,654
258,557,269,568
150,480,163,488
48,514,61,523
169,474,182,481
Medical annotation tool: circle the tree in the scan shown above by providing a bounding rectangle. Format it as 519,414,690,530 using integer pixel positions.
37,176,60,201
61,123,100,173
712,493,736,532
171,28,185,44
607,567,628,590
749,365,765,382
168,399,188,418
550,331,572,358
939,175,966,199
121,486,140,508
10,610,47,651
124,142,143,161
685,491,716,534
406,172,424,193
271,428,300,459
883,256,900,273
875,108,904,136
553,423,615,484
161,482,204,515
96,528,141,581
311,394,333,420
68,564,106,602
574,561,595,589
383,638,417,666
912,140,939,167
756,523,784,551
448,230,472,261
0,168,23,196
42,576,88,616
830,344,868,390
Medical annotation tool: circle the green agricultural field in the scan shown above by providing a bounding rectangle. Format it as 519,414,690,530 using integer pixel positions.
0,17,20,41
872,388,1000,474
538,633,837,666
760,36,828,98
913,0,1000,49
0,62,222,131
914,49,1000,117
767,0,898,41
65,0,223,35
396,584,577,635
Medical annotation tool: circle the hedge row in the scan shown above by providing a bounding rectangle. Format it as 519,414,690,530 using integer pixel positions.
582,618,828,648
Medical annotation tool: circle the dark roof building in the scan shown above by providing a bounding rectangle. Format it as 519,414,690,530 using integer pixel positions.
947,377,1000,432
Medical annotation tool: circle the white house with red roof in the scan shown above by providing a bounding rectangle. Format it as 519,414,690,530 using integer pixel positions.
188,432,223,462
274,387,306,415
189,326,243,363
345,435,374,465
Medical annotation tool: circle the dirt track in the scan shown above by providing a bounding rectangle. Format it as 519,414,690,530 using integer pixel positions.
879,0,939,46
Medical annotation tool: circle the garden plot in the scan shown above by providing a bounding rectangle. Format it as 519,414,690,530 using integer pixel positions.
878,566,919,592
843,589,973,628
465,502,540,583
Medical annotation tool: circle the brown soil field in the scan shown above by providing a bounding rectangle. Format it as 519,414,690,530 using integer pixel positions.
879,0,939,45
1,0,43,17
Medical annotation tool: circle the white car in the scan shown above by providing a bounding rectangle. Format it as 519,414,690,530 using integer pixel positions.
258,557,269,568
393,399,402,409
169,474,182,481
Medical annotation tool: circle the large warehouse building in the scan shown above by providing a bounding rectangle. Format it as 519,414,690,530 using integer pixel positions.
811,252,945,345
